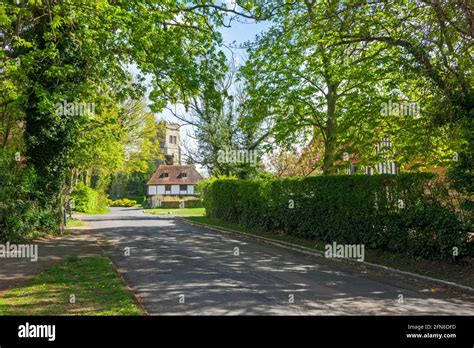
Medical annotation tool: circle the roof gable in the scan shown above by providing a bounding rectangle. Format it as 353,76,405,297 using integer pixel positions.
147,165,203,185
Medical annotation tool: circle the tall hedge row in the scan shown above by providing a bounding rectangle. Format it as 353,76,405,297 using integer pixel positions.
201,174,472,261
159,199,203,209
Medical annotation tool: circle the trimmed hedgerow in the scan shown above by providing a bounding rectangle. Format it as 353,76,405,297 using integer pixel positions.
201,174,472,261
159,199,203,209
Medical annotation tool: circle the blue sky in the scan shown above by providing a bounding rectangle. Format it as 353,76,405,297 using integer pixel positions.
219,19,271,58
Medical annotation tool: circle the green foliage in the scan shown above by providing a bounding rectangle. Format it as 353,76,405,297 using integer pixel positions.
182,63,264,179
159,199,203,209
0,149,57,242
108,198,137,207
447,118,474,225
241,4,390,174
183,199,204,209
122,106,165,175
65,217,85,228
71,183,108,214
123,196,146,205
201,175,472,261
240,1,468,175
2,0,232,231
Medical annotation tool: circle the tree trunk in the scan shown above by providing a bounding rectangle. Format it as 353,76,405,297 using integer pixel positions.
82,170,88,185
58,193,65,235
322,83,338,175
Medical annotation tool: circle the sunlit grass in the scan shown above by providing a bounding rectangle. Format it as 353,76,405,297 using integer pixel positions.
73,208,110,215
0,256,142,316
144,207,205,215
66,218,85,227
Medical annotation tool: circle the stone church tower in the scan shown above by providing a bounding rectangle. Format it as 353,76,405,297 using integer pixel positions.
163,123,181,165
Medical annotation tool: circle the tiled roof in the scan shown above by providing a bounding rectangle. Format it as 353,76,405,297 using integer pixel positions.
147,165,203,185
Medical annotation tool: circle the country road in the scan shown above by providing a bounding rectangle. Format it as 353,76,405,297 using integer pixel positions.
80,207,474,315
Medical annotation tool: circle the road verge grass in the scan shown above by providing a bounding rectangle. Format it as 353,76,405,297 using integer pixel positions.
66,217,85,227
0,256,143,315
144,207,205,215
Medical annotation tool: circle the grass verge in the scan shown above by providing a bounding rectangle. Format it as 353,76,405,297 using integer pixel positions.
184,216,474,289
73,208,110,215
66,217,85,227
144,207,205,215
0,256,143,315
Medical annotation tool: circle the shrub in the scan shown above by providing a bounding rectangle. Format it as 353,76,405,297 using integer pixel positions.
0,150,58,242
109,196,146,205
71,183,108,214
159,199,203,209
109,198,137,207
183,199,204,208
201,174,472,261
159,201,180,209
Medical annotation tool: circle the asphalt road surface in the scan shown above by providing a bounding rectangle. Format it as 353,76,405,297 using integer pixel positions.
80,207,474,315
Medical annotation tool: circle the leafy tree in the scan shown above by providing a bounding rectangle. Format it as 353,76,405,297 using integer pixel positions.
2,0,256,233
171,59,263,178
241,2,393,174
107,100,166,199
121,100,164,175
303,0,472,186
242,0,469,176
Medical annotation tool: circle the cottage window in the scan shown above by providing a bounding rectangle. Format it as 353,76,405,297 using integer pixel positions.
165,185,171,191
180,185,187,191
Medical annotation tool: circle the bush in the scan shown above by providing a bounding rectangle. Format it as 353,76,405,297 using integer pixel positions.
183,199,204,208
109,196,146,205
159,199,203,209
0,150,58,242
201,174,472,261
71,183,108,214
108,198,137,207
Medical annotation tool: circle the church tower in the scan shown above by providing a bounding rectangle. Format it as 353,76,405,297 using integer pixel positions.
163,123,181,165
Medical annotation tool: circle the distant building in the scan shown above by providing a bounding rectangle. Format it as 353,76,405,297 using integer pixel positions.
146,165,203,207
162,123,181,165
344,137,400,175
147,122,203,207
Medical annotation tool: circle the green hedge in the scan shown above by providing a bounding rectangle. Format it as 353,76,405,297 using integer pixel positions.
71,183,108,214
201,175,472,261
160,199,203,209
